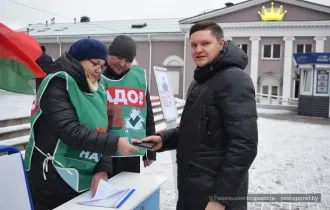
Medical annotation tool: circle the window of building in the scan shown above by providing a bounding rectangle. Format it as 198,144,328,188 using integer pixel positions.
237,44,248,54
262,85,279,97
262,85,268,97
314,69,329,95
297,44,312,53
271,86,278,99
163,55,184,98
306,45,312,53
303,71,312,92
263,44,281,59
300,69,313,95
259,75,280,104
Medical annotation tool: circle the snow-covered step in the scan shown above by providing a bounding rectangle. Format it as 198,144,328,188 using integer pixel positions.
0,135,29,151
0,123,30,140
155,117,181,133
0,116,30,128
150,96,160,102
152,103,185,115
151,101,161,108
154,108,184,123
0,91,34,124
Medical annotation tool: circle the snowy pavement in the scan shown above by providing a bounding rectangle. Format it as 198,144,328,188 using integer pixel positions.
140,110,330,210
0,90,34,120
2,90,330,209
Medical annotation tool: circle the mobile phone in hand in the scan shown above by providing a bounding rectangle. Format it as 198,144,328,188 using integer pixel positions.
133,142,156,150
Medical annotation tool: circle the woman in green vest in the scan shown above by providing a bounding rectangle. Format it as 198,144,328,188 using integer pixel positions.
24,38,141,210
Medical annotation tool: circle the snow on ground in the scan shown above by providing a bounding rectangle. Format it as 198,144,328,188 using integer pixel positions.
257,108,295,115
0,90,34,120
2,90,330,209
141,114,330,210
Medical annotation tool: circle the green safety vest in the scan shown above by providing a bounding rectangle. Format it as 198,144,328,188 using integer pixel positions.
99,66,147,157
24,71,108,192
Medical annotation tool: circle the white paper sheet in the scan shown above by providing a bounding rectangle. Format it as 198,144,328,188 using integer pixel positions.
78,180,132,208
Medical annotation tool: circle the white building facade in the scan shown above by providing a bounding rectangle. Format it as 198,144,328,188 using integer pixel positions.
19,0,330,100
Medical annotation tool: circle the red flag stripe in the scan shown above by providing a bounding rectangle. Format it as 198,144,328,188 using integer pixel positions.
0,23,42,61
0,24,45,78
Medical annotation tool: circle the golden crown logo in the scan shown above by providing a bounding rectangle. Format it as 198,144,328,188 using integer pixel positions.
258,2,287,21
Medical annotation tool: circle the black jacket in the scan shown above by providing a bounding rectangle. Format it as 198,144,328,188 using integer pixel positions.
36,52,53,72
159,41,258,210
96,65,156,175
35,52,53,90
27,53,120,210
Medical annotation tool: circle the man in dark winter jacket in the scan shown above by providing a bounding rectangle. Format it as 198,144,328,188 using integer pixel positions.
143,21,258,210
35,45,53,89
95,35,156,179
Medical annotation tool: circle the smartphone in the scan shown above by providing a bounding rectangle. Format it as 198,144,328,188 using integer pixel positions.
124,127,156,150
133,142,157,150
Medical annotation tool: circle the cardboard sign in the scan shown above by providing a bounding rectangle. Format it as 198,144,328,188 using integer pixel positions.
153,66,178,122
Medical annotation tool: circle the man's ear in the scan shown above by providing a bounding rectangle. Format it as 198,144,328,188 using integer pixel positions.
218,38,225,50
219,38,225,46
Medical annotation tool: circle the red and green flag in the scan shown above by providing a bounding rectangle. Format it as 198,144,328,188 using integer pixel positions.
0,23,46,95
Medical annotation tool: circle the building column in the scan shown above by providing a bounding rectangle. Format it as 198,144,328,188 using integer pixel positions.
183,31,189,100
282,36,295,101
314,36,327,52
249,36,261,92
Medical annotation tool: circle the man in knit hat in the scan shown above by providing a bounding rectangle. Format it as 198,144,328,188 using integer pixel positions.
98,35,156,177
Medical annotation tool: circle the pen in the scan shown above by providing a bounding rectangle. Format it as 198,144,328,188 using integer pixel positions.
124,126,133,144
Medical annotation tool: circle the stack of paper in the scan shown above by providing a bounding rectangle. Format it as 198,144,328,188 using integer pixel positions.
78,180,135,208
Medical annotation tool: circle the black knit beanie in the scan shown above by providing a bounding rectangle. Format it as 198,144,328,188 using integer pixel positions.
108,35,136,62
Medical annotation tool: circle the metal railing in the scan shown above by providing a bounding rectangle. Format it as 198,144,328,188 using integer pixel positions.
256,93,298,106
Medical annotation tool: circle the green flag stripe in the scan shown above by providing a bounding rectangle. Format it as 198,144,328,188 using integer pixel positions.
0,58,36,94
